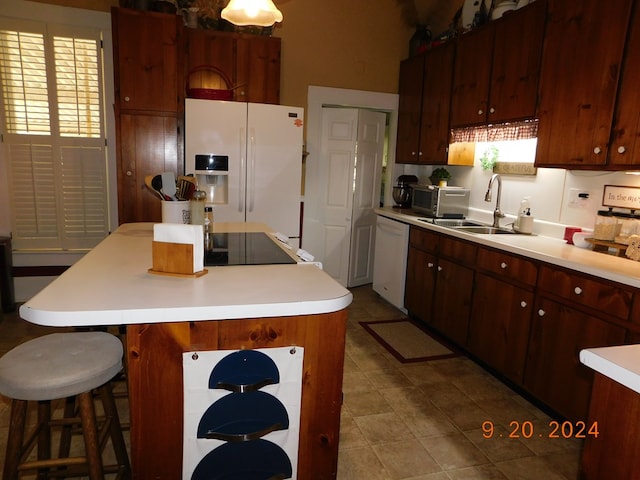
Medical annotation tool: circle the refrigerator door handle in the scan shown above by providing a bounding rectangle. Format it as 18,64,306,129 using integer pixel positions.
248,128,256,212
239,127,246,213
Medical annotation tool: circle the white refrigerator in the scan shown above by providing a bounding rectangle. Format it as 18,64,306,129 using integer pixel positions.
185,99,304,242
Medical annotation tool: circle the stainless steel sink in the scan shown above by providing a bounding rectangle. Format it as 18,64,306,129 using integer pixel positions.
453,226,517,235
432,219,487,227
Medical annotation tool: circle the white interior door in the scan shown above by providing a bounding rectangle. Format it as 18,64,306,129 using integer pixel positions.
312,107,386,287
348,109,386,287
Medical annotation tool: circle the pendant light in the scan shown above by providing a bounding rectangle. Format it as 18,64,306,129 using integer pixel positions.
221,0,283,27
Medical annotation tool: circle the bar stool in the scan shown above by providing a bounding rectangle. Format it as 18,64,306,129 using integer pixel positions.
0,331,131,480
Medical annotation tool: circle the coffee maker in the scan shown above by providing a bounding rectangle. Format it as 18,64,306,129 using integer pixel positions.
392,175,418,208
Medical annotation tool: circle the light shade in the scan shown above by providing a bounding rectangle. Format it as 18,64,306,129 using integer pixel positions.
221,0,283,27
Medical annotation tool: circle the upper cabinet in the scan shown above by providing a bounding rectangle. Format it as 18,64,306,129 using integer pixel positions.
112,8,181,113
450,0,546,128
535,0,633,168
608,2,640,168
186,29,281,104
396,42,455,165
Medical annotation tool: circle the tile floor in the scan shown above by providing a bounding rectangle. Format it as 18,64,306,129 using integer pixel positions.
0,285,582,479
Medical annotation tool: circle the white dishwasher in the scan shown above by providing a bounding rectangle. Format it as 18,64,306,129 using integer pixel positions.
372,215,409,312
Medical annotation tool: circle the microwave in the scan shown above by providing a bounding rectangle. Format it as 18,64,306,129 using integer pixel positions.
411,185,470,218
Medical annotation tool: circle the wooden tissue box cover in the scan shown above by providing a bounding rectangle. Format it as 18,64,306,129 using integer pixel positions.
150,241,207,277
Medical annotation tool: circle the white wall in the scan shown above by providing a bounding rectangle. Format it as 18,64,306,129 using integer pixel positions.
395,145,640,239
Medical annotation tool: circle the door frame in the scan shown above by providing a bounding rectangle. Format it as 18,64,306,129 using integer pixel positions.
303,86,399,262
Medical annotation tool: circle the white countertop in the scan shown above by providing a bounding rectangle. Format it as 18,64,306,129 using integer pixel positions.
19,223,352,327
376,207,640,289
580,345,640,394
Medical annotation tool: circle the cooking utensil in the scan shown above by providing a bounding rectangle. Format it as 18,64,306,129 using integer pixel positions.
152,174,172,201
145,175,164,200
161,172,177,200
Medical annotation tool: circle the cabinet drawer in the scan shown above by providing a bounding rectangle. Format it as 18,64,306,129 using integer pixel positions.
409,227,439,253
538,265,633,321
476,248,538,286
439,235,477,265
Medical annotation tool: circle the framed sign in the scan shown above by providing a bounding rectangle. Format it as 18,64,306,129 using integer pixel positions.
602,185,640,210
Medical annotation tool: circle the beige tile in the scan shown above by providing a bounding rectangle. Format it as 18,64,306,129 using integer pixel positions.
495,455,569,480
447,464,509,480
342,370,378,394
354,412,414,446
420,433,491,471
339,414,369,450
372,439,442,479
365,368,414,390
345,390,394,417
464,426,536,463
337,445,391,480
398,363,449,386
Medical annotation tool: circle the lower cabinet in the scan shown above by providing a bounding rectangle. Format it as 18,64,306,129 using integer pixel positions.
469,273,533,384
524,296,626,421
403,225,636,423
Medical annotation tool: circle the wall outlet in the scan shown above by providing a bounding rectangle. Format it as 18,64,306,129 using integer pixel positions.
568,188,591,208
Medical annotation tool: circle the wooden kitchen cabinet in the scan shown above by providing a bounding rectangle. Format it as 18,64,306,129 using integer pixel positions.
468,248,538,384
186,28,281,104
608,2,640,168
112,7,183,224
524,265,632,421
112,7,180,113
450,0,545,128
535,0,633,168
396,54,425,164
117,114,179,224
404,227,476,346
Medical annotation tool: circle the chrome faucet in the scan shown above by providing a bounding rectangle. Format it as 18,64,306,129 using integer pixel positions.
485,173,505,228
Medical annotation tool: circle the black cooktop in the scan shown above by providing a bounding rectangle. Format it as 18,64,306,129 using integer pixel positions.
204,232,297,267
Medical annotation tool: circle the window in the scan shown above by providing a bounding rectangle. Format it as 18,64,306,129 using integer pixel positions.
0,19,108,250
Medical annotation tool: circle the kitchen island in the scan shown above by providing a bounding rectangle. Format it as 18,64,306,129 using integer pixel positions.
19,222,353,480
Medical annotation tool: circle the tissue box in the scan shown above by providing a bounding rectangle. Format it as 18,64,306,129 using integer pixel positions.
149,224,207,277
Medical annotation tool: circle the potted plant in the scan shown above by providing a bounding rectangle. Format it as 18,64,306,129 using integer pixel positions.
430,167,451,186
480,145,499,171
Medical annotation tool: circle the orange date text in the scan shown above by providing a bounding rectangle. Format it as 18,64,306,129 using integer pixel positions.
481,420,599,439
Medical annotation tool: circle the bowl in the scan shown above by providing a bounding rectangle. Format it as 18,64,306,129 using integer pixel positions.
572,232,591,249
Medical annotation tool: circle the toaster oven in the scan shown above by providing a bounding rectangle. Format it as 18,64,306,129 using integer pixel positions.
411,185,470,218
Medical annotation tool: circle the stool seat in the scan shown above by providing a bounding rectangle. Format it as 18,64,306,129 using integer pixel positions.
0,331,122,401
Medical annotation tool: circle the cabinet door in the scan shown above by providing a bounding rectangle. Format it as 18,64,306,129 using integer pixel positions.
488,0,545,124
450,26,494,128
609,2,640,167
405,246,436,322
535,0,632,168
186,28,236,86
396,55,425,164
112,8,179,113
236,35,281,104
469,273,533,383
524,296,626,421
118,114,178,224
419,42,455,164
431,258,474,346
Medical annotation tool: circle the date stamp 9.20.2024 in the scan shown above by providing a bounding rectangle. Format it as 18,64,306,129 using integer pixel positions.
482,420,599,439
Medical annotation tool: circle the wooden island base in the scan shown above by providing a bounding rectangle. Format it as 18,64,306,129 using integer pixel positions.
580,372,640,479
126,309,348,480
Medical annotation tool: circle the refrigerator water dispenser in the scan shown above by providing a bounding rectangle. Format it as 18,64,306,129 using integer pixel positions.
194,154,228,206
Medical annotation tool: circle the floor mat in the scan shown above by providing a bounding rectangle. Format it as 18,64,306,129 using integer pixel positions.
360,319,459,363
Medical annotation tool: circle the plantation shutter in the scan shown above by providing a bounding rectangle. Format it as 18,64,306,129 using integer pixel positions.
0,19,108,250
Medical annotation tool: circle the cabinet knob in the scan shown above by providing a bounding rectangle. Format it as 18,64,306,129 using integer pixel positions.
538,309,546,317
478,109,484,116
411,151,417,156
437,265,443,272
427,262,434,268
124,96,130,102
618,146,627,154
489,107,495,114
418,152,423,156
520,301,527,308
500,262,508,269
574,286,583,295
126,170,132,177
593,146,602,155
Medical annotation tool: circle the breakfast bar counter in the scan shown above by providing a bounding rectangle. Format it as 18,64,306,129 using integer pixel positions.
19,222,353,480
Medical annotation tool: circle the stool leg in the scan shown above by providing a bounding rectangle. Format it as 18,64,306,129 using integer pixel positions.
57,395,76,459
77,391,104,480
99,382,131,477
36,400,53,479
3,399,27,480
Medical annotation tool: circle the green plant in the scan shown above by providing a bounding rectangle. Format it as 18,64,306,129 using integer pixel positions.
431,167,451,180
480,145,499,171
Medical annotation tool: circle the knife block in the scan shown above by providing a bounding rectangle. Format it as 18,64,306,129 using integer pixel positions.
149,241,208,277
